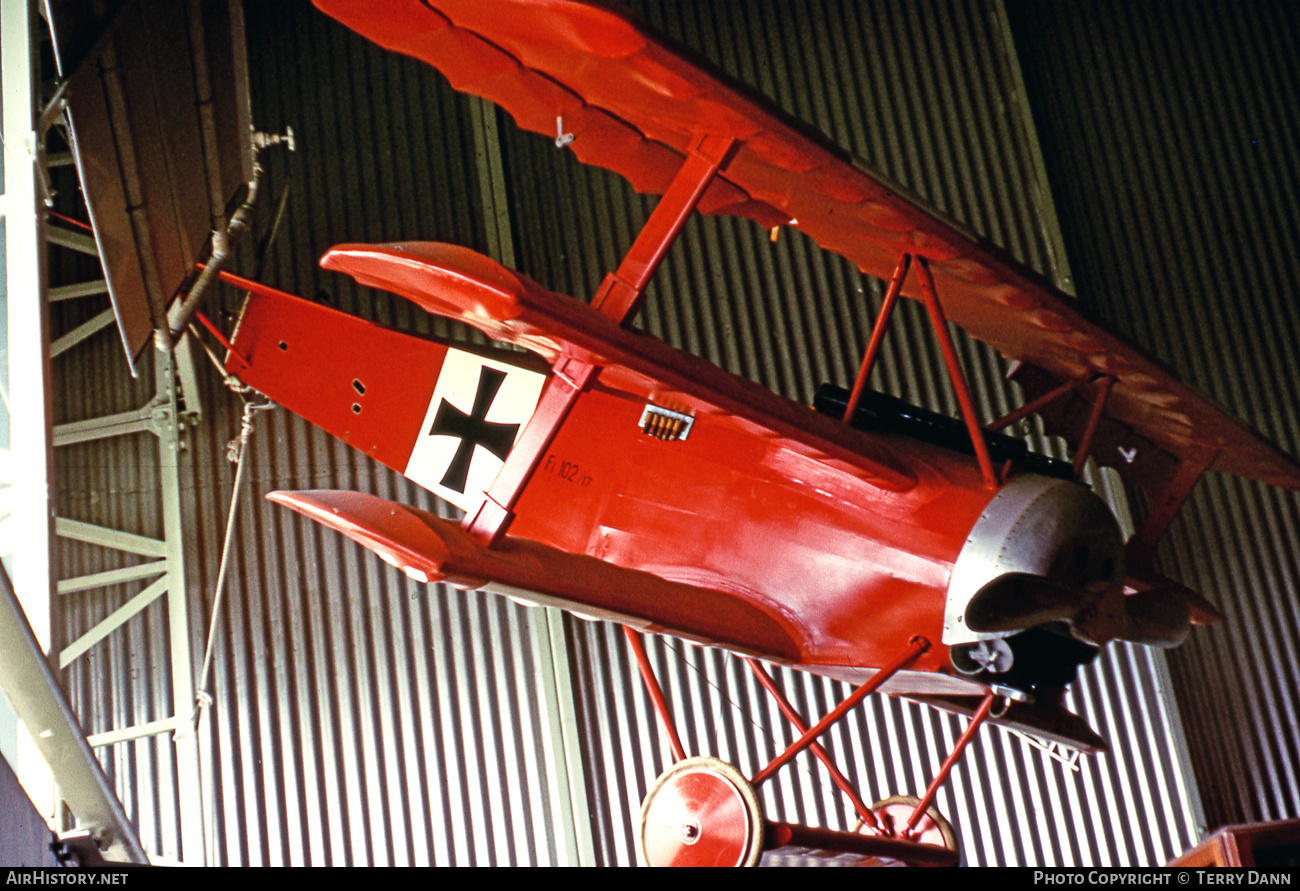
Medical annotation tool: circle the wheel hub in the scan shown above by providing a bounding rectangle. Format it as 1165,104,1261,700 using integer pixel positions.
639,757,764,867
870,795,958,853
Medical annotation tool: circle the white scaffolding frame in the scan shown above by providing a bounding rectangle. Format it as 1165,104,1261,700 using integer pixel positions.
2,0,205,864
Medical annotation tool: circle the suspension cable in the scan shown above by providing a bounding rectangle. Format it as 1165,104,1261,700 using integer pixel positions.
192,391,275,723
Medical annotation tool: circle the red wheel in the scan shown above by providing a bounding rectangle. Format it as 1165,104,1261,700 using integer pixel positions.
638,757,765,867
869,794,959,853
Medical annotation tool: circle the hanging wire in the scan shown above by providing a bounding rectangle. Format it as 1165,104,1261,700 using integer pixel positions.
653,637,849,815
190,319,254,395
192,390,275,723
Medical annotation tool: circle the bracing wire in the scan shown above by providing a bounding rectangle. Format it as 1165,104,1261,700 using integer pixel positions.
192,390,275,724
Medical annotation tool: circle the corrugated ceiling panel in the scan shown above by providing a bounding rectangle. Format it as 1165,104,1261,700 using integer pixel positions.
1007,0,1300,830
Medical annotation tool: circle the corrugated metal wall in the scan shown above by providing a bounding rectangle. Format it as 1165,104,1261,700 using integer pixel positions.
53,2,581,865
183,5,585,864
513,0,1200,866
1007,0,1300,831
51,0,1290,866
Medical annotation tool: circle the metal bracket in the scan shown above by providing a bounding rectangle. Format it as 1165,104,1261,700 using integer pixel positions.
554,116,574,149
639,403,694,441
54,829,111,867
252,124,296,153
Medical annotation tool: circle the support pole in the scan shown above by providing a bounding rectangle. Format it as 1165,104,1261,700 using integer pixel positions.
1072,375,1115,481
463,356,597,546
985,375,1085,432
843,253,911,423
745,658,879,830
465,133,734,546
0,565,148,863
904,691,996,837
1126,444,1218,566
156,352,207,865
623,626,687,764
591,133,736,325
750,636,929,787
914,258,998,489
3,0,57,837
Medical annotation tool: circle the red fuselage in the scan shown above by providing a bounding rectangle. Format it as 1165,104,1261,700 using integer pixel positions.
223,254,1042,694
507,374,996,682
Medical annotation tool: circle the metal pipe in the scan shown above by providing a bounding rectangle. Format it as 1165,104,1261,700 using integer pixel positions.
745,658,879,830
623,626,687,763
164,163,261,347
914,257,999,489
192,308,247,369
904,691,996,837
1072,375,1115,481
985,374,1085,432
0,564,149,863
843,252,911,423
750,636,929,787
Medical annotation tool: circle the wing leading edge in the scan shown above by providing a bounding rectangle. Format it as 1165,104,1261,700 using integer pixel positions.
313,0,1300,494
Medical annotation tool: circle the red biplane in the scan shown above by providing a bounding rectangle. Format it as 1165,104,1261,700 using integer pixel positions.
188,0,1299,867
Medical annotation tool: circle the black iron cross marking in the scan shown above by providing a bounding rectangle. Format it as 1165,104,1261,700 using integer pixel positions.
429,366,520,494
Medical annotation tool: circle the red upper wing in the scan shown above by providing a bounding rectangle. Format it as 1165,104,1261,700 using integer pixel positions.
313,0,1300,491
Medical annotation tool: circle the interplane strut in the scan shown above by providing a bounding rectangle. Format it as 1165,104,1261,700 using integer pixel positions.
464,135,736,546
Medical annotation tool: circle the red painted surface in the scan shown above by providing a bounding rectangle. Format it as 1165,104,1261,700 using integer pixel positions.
320,243,917,493
506,376,984,676
184,0,1300,863
265,489,803,662
225,272,449,469
212,0,1300,757
226,249,997,685
312,0,1300,492
640,765,758,867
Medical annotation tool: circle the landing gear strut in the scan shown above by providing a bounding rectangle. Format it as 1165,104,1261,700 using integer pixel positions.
625,628,983,867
